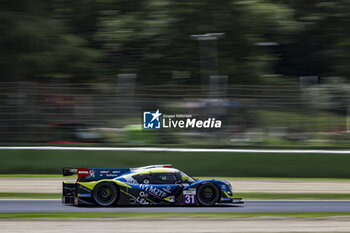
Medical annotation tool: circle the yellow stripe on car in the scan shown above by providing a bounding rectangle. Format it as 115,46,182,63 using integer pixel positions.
63,182,75,185
223,191,233,199
78,179,131,190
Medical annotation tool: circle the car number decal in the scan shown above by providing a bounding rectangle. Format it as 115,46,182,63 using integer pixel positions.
183,188,196,204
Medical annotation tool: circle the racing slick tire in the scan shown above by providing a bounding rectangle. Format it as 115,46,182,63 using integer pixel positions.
92,182,118,207
196,182,220,206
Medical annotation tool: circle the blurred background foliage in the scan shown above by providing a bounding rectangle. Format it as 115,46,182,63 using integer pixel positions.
2,0,350,147
1,0,350,84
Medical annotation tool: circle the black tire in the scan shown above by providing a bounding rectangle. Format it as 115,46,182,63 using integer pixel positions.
92,182,118,207
196,183,220,206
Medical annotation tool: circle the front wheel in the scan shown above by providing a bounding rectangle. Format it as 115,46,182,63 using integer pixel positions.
92,182,118,207
196,183,220,206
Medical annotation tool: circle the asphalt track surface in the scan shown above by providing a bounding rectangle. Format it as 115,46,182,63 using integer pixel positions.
1,200,350,213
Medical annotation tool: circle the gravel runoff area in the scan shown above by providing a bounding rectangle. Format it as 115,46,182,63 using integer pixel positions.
2,177,350,193
2,218,350,233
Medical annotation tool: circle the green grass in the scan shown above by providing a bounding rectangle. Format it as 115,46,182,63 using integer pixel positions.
0,174,64,178
2,192,350,200
5,143,350,149
2,149,350,178
2,212,350,219
0,193,61,199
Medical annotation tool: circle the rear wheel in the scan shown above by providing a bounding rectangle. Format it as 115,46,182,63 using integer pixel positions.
92,182,118,207
196,183,220,206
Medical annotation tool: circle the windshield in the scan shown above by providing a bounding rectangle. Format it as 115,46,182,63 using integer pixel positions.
180,171,196,183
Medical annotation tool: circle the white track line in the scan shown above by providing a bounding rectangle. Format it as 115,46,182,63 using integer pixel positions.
0,146,350,154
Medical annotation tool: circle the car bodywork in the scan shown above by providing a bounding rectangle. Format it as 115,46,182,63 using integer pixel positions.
62,165,243,207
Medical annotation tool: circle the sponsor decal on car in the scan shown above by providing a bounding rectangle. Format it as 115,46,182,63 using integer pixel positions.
78,193,91,197
120,189,151,205
139,184,167,198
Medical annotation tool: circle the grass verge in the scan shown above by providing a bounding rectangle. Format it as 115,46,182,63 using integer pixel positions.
2,212,350,219
0,174,64,178
3,149,350,178
0,193,61,199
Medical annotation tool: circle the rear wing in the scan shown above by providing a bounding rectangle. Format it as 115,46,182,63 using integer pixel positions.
62,164,172,181
62,167,131,181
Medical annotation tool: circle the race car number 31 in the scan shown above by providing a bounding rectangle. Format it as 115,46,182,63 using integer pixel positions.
183,188,196,204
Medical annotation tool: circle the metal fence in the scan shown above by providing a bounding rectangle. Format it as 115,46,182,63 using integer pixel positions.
0,81,348,145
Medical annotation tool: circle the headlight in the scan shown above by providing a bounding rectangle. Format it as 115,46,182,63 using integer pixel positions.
225,182,232,191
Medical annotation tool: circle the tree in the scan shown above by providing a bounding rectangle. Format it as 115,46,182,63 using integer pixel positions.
275,1,350,80
0,0,99,82
95,0,298,84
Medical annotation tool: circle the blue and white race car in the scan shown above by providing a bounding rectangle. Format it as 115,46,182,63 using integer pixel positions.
62,165,243,207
